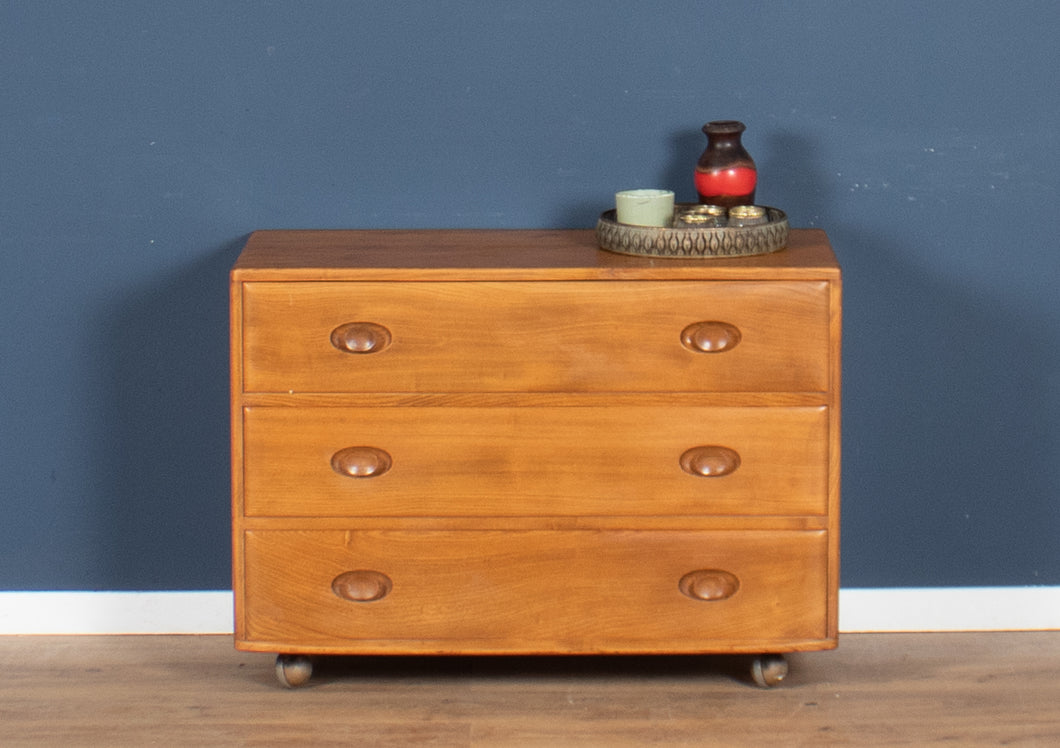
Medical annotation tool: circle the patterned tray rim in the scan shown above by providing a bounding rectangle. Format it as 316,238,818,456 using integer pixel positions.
596,204,789,258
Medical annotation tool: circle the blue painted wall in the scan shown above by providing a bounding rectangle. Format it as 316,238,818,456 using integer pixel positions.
2,1,1057,590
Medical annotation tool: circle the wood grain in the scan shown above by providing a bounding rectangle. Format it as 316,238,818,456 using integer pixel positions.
239,528,830,654
231,228,841,280
231,229,842,669
1,633,1056,746
241,405,829,518
240,279,831,394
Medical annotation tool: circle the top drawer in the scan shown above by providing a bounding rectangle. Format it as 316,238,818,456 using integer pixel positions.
240,280,831,393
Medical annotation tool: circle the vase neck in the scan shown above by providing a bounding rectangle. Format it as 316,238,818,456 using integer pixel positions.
703,120,746,136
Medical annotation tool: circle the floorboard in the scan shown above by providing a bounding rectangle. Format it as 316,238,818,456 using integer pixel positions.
1,633,1057,746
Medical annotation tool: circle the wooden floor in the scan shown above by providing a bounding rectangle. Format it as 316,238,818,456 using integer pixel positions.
1,633,1057,746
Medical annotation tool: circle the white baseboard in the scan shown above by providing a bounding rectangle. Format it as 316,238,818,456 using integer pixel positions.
838,587,1060,633
0,587,1057,635
0,591,234,635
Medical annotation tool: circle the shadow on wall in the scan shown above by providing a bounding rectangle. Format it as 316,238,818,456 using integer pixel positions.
745,126,1056,586
758,130,832,227
660,128,704,204
89,239,244,589
549,127,704,229
834,227,1059,587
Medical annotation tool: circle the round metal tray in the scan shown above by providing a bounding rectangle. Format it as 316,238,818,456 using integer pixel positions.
596,204,788,258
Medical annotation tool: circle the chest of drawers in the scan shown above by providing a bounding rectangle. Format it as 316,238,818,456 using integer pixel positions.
230,229,841,687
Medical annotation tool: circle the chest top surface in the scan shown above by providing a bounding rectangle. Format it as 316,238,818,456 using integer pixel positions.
232,229,838,282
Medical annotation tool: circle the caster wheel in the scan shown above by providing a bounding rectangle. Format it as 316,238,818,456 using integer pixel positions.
750,654,788,688
275,654,313,688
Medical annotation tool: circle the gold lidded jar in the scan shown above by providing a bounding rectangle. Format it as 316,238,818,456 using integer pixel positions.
676,204,727,227
728,205,768,227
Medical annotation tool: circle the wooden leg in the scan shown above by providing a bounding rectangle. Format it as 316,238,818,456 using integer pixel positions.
275,654,313,688
749,654,788,688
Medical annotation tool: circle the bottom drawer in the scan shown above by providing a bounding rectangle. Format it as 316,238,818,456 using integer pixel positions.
238,529,832,654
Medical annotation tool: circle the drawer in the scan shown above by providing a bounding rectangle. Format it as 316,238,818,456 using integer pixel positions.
240,280,831,393
239,529,830,652
242,405,829,518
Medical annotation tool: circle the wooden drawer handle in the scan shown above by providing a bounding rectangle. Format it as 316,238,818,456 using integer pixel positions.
330,322,392,354
331,447,392,478
332,570,392,603
679,569,740,602
680,446,741,477
680,321,742,353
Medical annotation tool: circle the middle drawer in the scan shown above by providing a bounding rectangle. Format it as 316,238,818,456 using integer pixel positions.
242,405,829,517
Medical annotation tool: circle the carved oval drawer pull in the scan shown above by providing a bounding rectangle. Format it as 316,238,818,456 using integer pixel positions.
332,570,393,603
330,322,392,354
680,446,741,477
679,569,740,602
680,321,742,353
331,447,393,478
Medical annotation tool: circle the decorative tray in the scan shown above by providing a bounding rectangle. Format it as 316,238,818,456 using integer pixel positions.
596,204,788,258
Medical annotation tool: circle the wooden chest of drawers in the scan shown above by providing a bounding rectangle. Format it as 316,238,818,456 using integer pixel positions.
230,229,841,687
